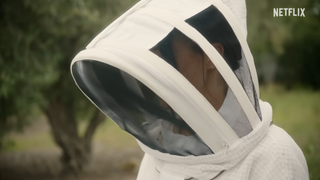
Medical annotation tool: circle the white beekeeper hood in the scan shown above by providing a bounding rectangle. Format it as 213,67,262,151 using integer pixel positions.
70,0,277,179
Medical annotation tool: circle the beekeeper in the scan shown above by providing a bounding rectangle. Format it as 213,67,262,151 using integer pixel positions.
70,0,309,179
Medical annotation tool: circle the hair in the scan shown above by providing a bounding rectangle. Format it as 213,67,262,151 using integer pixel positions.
156,5,242,71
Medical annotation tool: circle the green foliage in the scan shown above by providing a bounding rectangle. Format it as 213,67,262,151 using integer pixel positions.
247,0,291,56
277,1,320,89
247,0,320,88
0,0,138,149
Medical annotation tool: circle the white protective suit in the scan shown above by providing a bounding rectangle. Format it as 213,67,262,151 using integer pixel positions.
70,0,309,179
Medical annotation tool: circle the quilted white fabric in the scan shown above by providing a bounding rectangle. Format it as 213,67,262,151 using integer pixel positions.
137,101,309,180
133,0,308,179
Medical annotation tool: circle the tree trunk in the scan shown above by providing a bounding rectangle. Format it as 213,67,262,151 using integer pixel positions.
44,96,105,175
41,30,106,175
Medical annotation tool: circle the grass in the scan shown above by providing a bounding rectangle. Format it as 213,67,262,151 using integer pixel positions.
260,85,320,180
3,85,320,179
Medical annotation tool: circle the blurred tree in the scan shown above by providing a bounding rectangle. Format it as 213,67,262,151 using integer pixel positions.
247,0,289,55
0,0,138,174
247,0,319,87
278,0,320,89
246,0,291,84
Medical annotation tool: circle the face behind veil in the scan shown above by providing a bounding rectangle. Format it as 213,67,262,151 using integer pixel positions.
71,3,261,156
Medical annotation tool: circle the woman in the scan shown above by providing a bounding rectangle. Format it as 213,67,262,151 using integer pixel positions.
70,0,309,179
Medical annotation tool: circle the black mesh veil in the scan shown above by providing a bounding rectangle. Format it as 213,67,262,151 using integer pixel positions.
72,60,212,155
71,5,261,156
